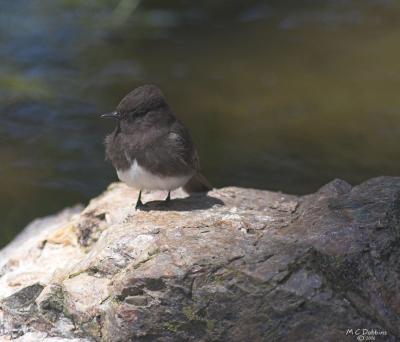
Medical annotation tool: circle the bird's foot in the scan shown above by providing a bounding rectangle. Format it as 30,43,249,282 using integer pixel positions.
135,190,144,210
135,199,144,210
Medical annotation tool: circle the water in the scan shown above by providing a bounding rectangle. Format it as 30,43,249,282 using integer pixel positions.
1,0,400,246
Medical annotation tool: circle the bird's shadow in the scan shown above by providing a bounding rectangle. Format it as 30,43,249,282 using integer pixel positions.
139,193,224,212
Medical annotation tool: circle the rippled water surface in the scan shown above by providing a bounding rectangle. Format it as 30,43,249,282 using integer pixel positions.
1,0,400,246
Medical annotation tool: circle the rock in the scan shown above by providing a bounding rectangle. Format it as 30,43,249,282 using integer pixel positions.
0,205,83,270
0,177,399,341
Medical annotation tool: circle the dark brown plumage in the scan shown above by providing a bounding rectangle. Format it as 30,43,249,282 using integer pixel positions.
102,84,211,208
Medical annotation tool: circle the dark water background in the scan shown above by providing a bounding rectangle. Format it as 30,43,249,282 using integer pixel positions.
1,0,400,246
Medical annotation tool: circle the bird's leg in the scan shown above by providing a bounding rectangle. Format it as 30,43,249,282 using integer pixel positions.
135,190,143,210
165,191,171,202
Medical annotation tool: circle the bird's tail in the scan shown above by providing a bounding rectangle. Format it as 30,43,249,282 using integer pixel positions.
183,173,213,193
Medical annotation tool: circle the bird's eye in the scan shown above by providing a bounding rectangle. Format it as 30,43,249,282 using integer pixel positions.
129,108,146,117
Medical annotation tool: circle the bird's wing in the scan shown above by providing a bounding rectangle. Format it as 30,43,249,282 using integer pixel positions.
168,121,200,171
136,120,199,176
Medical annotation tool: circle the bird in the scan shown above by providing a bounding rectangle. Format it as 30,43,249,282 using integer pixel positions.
101,84,212,209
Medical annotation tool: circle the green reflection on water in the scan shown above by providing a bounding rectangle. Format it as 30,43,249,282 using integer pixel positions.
1,0,400,246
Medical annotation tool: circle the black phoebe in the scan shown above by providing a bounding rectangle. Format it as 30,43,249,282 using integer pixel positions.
101,84,212,209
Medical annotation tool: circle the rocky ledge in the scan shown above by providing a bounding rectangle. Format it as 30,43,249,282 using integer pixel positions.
0,177,399,341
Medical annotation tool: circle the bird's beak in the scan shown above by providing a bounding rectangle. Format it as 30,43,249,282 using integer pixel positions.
101,111,121,120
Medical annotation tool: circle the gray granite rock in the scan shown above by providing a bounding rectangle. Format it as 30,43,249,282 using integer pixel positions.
0,178,399,341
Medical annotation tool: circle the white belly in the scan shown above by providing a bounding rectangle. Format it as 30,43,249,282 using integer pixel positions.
116,160,193,191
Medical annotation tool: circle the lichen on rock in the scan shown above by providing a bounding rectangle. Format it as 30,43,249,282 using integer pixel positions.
0,178,399,341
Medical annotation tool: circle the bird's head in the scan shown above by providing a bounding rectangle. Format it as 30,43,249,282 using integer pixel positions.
101,84,168,123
